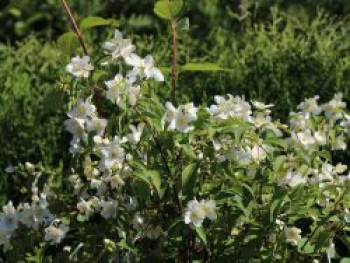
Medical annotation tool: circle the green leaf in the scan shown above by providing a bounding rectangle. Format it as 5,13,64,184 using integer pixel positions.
297,238,315,254
195,227,207,245
57,31,77,55
264,137,288,150
179,144,196,159
273,155,286,172
181,163,196,189
340,258,350,263
80,16,118,30
181,63,228,72
154,0,184,20
135,170,162,197
92,70,108,82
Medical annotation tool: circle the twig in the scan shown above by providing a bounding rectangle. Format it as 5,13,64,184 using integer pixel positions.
171,20,177,106
61,0,89,56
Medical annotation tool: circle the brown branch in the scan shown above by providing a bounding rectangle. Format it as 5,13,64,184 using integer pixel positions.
61,0,89,56
171,20,177,106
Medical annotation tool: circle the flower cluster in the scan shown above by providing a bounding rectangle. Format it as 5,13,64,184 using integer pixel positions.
2,25,349,262
184,199,216,227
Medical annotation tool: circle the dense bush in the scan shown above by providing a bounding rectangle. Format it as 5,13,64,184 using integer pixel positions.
0,37,69,191
0,18,349,261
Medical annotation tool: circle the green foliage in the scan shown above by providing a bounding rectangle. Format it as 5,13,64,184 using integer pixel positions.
154,0,184,20
0,37,68,181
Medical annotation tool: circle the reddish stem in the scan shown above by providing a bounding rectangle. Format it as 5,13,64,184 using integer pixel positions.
61,0,89,56
171,20,177,106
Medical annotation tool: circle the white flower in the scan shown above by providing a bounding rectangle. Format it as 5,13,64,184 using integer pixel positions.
126,85,141,106
100,200,118,219
314,131,327,145
25,162,35,173
292,130,315,147
18,198,54,230
105,173,125,189
77,199,94,219
164,102,198,133
103,30,135,60
66,56,94,78
297,96,322,116
275,219,285,230
90,179,107,196
335,163,347,174
105,74,129,105
64,118,85,138
340,114,350,134
44,223,69,244
289,112,311,130
284,227,301,246
208,95,251,120
127,123,145,144
332,135,347,150
86,117,107,135
0,201,18,232
252,101,274,111
283,171,307,187
184,199,216,227
69,136,84,155
200,200,217,221
125,54,164,82
99,136,126,171
250,143,268,162
184,199,206,227
68,99,96,119
323,93,346,120
231,147,252,165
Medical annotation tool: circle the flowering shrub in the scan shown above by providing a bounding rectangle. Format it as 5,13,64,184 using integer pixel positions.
1,22,350,263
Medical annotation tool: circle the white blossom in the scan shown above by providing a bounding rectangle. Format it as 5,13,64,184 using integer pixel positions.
323,93,346,121
77,199,96,220
100,200,118,219
86,117,108,136
68,99,96,119
44,223,69,244
127,123,145,144
284,227,301,246
208,95,251,120
297,96,322,116
184,199,216,227
291,130,315,147
105,74,129,105
90,179,107,196
64,118,86,138
66,56,94,78
282,171,307,187
126,84,141,106
103,30,135,60
125,54,164,82
105,173,125,189
99,136,126,171
0,201,18,233
164,102,198,133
